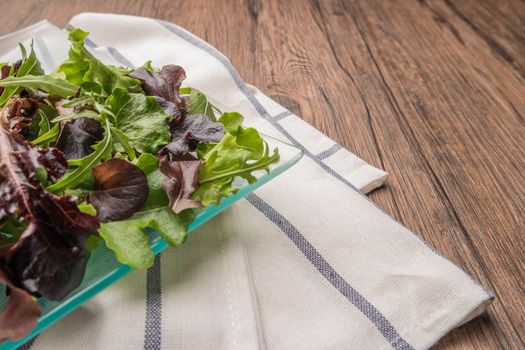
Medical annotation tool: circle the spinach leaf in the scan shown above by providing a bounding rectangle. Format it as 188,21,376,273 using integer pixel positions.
108,87,171,153
184,87,222,120
133,152,159,175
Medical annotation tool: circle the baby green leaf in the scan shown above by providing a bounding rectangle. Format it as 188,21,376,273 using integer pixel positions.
51,110,101,122
0,42,44,107
0,75,78,98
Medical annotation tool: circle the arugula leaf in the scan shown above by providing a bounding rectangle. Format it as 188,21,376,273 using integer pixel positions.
219,112,243,133
61,95,96,108
0,42,44,107
193,120,279,205
32,122,60,146
108,87,171,153
51,110,101,122
0,74,78,98
110,126,136,161
58,28,141,96
47,118,113,193
36,103,57,140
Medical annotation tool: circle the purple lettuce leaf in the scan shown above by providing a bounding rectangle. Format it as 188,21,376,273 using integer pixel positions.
165,114,224,156
0,121,99,301
55,117,104,160
159,157,203,214
89,158,149,222
0,268,42,341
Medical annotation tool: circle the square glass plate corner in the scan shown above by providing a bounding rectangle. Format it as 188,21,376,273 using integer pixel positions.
0,135,302,350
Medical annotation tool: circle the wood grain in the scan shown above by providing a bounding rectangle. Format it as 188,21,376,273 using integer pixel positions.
1,0,523,349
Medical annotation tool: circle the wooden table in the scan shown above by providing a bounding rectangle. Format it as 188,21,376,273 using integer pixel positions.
2,1,524,349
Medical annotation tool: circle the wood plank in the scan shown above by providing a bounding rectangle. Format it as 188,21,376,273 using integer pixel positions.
343,1,525,348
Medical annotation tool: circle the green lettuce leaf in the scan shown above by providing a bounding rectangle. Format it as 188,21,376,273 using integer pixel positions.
193,113,279,206
133,152,159,175
108,87,171,153
58,28,141,96
180,87,221,120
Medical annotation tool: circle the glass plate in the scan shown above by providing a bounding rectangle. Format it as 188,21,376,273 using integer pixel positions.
0,135,302,350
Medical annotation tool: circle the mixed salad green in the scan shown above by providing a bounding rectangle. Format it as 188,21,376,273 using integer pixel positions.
0,28,278,340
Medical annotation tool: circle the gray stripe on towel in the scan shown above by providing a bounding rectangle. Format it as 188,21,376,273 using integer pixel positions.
158,19,415,350
246,194,414,350
106,46,136,69
316,143,342,160
144,254,162,350
272,111,292,121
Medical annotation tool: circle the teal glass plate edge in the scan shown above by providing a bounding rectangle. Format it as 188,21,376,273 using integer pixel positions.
0,135,302,350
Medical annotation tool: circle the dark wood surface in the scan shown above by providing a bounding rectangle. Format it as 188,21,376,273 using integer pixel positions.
2,1,524,349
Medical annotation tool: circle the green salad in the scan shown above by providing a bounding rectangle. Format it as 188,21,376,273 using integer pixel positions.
0,28,278,341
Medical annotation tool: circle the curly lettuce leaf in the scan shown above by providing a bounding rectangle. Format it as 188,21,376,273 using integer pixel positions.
0,121,99,301
58,28,141,96
6,192,99,300
0,268,42,341
108,87,171,153
1,96,39,136
129,64,187,115
159,157,203,214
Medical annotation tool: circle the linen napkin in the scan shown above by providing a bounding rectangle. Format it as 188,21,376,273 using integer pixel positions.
1,14,492,350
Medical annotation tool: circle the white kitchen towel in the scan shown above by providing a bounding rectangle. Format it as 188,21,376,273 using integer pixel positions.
1,14,492,350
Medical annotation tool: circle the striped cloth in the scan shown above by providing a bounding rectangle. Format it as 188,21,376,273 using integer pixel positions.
1,14,492,350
